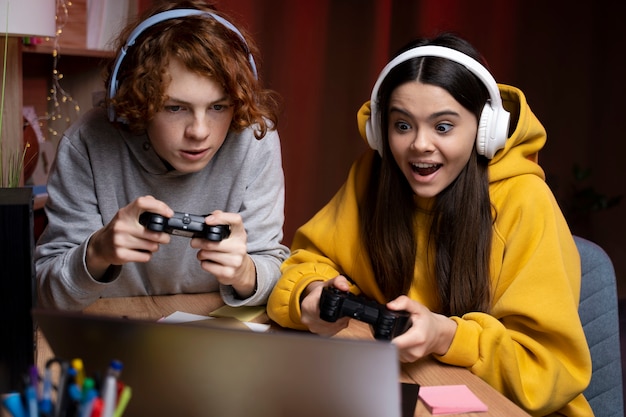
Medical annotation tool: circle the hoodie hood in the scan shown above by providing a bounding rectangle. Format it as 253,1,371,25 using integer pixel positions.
488,84,546,182
356,83,547,184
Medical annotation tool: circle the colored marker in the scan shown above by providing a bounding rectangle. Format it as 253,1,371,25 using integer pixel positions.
101,360,123,417
80,377,96,404
24,385,38,417
28,366,40,401
90,397,103,417
2,392,27,417
26,365,39,417
112,385,132,417
62,366,79,417
72,358,86,388
39,367,53,414
79,379,98,417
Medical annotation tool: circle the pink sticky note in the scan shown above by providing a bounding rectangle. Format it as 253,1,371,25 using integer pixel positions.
419,385,488,415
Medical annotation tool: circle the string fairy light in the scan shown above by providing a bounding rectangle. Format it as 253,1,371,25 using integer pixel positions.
44,0,80,138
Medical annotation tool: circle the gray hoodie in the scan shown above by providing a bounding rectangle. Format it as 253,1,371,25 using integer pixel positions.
36,107,288,310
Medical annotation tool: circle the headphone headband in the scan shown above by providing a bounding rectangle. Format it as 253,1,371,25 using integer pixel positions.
108,9,257,122
366,45,510,159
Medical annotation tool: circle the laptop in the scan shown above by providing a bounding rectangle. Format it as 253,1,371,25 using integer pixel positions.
34,308,416,417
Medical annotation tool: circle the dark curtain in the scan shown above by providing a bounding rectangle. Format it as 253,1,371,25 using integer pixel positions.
199,0,624,295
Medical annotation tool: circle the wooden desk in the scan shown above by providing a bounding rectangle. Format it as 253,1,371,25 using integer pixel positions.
334,320,530,417
36,294,530,417
35,293,228,372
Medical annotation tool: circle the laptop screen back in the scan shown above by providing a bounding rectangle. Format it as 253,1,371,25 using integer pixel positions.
34,308,403,417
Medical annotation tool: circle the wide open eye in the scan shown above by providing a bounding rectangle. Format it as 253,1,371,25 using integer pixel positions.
394,120,412,133
435,122,453,133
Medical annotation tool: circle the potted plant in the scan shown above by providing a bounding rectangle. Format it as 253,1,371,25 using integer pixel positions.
0,26,30,187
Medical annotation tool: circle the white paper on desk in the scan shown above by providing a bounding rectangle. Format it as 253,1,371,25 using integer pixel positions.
159,311,270,333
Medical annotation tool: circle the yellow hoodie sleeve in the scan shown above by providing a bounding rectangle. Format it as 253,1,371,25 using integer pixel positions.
267,151,385,328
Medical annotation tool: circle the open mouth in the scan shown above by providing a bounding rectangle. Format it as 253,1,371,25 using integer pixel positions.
410,162,441,176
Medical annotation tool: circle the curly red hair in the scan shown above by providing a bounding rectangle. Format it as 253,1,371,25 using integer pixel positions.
104,0,280,139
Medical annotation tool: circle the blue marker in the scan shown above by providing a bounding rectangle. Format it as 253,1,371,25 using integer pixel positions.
24,385,38,417
61,366,79,417
2,392,27,417
44,357,69,417
39,367,53,414
26,365,39,417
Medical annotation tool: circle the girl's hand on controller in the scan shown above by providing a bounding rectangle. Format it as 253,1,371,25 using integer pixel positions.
386,295,457,362
300,276,352,337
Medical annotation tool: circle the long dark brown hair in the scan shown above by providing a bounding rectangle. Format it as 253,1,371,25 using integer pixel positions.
360,33,493,316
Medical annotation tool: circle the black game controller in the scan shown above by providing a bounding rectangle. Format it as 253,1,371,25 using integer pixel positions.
139,211,230,242
319,286,411,340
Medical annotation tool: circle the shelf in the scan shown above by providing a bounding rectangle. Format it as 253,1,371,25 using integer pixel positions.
22,44,115,59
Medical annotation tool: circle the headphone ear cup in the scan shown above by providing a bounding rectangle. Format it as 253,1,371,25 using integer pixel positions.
108,80,119,122
475,103,492,157
365,116,381,153
476,102,510,159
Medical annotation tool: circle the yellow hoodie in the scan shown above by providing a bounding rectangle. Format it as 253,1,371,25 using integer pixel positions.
267,85,592,416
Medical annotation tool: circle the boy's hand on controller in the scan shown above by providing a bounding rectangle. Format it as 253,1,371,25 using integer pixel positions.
190,210,256,299
86,196,173,281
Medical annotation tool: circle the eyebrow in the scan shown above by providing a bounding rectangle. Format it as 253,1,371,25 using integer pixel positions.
389,106,461,121
164,95,231,106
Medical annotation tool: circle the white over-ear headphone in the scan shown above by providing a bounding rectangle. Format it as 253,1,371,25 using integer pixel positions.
107,8,258,122
365,45,510,159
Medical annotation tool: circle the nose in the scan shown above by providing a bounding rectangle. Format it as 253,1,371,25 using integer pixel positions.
185,112,210,140
410,128,435,153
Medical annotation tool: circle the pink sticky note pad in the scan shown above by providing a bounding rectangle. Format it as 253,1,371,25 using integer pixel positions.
419,385,488,415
